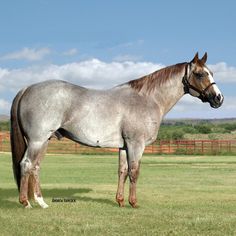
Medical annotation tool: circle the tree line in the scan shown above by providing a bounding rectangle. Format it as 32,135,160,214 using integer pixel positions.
157,122,236,140
1,120,236,140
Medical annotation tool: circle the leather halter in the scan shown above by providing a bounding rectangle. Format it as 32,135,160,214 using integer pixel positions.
182,63,216,102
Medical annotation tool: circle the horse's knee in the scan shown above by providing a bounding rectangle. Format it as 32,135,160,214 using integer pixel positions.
129,159,141,175
129,166,140,183
119,167,128,177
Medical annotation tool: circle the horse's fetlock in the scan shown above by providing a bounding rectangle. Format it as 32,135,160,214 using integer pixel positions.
19,195,29,207
116,194,125,207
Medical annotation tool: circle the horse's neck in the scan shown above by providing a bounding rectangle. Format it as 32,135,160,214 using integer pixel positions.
151,72,185,117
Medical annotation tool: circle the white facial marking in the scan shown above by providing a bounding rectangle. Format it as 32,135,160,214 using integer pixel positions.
34,193,49,208
204,67,223,102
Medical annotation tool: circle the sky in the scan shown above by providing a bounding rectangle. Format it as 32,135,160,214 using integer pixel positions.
0,0,235,119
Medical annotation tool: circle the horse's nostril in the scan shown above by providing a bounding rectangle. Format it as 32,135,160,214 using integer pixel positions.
216,94,222,102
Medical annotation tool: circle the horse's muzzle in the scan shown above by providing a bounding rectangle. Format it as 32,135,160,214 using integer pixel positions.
209,94,224,108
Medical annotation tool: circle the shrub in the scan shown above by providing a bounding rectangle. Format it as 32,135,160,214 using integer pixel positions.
222,123,236,132
0,121,10,131
183,126,198,134
195,124,212,134
172,130,184,140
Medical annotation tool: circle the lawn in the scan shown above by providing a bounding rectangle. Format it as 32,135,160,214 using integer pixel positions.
1,153,236,235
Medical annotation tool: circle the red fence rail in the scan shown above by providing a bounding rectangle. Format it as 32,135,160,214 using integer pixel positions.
1,132,236,155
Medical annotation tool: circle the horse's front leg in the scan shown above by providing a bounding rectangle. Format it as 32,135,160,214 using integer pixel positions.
116,149,128,207
128,160,141,208
127,140,144,208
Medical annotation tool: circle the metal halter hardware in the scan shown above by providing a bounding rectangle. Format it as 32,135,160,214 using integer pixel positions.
182,64,216,102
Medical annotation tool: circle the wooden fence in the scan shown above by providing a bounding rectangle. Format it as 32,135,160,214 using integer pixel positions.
0,132,236,155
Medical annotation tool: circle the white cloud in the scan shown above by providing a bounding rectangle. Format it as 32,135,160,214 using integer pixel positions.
167,94,236,119
0,59,162,93
220,96,236,110
209,62,236,83
0,99,11,113
63,48,78,56
0,47,51,61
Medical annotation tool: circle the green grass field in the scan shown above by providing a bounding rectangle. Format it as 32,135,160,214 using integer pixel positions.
1,153,236,236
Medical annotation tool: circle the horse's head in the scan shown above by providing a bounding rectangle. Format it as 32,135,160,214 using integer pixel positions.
183,52,224,108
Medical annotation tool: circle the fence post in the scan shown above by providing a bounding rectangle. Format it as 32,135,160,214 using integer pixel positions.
228,141,231,153
0,134,2,152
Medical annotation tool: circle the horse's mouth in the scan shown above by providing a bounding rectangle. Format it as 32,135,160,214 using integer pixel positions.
209,95,224,109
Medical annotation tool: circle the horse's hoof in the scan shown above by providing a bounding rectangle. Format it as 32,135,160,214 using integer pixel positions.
116,197,125,207
34,194,49,208
24,201,32,209
41,203,49,209
20,198,32,209
129,200,137,208
118,200,125,207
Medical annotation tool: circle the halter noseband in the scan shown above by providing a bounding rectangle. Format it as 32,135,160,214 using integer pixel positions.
182,63,216,102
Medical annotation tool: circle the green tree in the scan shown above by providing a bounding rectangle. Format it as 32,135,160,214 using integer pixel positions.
195,124,212,134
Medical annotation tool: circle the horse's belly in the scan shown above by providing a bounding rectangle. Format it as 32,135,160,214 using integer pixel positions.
69,126,124,148
64,101,124,148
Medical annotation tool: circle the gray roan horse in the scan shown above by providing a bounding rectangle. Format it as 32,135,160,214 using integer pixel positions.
11,53,223,208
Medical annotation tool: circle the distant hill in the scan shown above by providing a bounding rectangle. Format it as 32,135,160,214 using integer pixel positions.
162,118,236,125
0,115,10,122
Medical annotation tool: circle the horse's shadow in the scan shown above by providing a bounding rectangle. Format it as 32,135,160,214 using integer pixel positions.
0,188,117,208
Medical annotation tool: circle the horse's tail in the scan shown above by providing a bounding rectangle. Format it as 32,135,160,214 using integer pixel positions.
10,89,27,191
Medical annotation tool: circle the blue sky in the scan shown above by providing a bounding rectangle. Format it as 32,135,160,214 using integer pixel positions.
0,0,236,118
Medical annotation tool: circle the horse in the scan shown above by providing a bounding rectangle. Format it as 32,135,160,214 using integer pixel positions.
10,52,223,208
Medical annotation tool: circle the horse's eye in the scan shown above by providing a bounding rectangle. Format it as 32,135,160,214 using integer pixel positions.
193,72,205,78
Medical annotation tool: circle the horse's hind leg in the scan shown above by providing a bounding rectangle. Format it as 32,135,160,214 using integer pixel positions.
30,163,49,208
29,142,49,208
116,149,128,207
19,141,48,208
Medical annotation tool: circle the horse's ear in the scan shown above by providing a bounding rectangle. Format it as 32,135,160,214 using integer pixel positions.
200,52,207,64
191,52,199,64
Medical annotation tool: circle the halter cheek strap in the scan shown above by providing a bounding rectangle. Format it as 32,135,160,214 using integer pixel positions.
182,64,216,102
